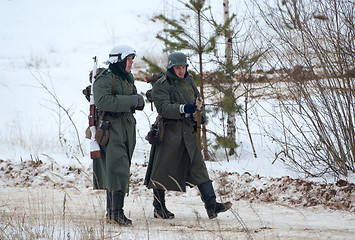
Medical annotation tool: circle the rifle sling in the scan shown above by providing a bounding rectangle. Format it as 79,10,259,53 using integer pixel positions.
98,73,116,122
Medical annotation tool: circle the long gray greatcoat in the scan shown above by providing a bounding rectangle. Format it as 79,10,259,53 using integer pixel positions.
92,68,137,194
144,71,210,192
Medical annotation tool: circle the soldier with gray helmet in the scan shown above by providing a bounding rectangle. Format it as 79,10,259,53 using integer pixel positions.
93,44,145,226
145,51,232,220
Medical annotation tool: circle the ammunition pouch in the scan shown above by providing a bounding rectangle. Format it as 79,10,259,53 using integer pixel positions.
145,115,165,145
95,120,110,145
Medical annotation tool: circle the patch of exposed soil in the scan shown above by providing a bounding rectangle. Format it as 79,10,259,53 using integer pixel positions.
0,159,353,213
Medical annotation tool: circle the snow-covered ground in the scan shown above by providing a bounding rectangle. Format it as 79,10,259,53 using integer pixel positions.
1,159,354,239
1,0,354,239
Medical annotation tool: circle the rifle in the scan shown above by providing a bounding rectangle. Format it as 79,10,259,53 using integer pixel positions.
89,56,101,159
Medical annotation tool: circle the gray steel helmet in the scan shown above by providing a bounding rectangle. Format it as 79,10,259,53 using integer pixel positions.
166,52,188,69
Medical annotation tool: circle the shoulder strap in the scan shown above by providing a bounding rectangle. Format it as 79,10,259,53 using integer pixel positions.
110,73,116,94
99,72,116,121
166,76,178,103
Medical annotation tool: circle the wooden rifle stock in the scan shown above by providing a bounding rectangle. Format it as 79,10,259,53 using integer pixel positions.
89,56,101,159
195,97,202,150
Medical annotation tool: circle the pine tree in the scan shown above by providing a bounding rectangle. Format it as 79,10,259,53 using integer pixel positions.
152,0,225,160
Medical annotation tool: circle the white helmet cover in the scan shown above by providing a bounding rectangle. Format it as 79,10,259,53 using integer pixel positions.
107,45,136,64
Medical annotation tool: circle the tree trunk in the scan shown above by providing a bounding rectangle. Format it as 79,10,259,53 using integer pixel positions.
197,6,210,161
224,0,236,155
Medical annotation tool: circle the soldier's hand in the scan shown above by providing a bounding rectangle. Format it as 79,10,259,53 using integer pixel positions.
130,95,139,108
136,94,145,111
195,97,202,110
183,104,197,114
82,85,91,102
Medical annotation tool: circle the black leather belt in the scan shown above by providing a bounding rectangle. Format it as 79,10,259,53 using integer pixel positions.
107,112,130,118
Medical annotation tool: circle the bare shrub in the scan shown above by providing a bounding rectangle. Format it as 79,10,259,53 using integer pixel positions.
253,0,355,178
29,68,85,157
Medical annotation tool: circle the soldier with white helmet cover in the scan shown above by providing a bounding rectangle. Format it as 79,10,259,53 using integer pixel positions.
93,44,144,226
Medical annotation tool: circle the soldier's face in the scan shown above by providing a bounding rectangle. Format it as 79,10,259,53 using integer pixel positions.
125,56,134,72
173,65,186,78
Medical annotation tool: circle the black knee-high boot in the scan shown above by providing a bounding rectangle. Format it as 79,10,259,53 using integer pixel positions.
198,181,232,219
107,191,132,226
153,189,175,219
106,190,112,221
